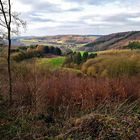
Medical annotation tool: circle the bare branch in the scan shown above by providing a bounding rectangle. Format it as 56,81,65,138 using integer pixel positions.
0,0,8,27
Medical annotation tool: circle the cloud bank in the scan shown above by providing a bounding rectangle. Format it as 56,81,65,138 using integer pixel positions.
12,0,140,36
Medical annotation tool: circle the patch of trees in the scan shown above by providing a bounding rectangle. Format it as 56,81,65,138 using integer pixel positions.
12,45,62,62
124,41,140,50
37,45,62,55
64,51,97,65
12,50,43,62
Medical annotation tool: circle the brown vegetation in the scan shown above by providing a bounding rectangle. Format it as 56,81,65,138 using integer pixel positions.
0,60,140,139
1,63,140,118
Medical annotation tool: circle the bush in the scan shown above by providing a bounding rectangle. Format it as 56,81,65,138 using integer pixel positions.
12,52,27,62
36,45,45,52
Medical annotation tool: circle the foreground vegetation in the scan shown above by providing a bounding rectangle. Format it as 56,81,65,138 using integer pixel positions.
0,49,140,139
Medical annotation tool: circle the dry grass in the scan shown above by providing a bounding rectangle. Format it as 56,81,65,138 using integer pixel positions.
82,53,140,77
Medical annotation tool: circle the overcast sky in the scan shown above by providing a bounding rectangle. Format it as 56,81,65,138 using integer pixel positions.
12,0,140,36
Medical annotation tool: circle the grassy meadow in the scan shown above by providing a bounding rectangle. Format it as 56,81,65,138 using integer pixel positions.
0,47,140,140
37,57,65,69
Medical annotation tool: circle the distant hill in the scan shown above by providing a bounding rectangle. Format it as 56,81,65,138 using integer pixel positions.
81,31,140,51
12,35,100,48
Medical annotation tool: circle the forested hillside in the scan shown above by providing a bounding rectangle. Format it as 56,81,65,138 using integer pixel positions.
81,31,140,51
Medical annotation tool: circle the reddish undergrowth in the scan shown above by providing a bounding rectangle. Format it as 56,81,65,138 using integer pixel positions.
1,68,139,118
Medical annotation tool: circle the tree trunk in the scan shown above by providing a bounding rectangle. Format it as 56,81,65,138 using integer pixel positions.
7,27,12,105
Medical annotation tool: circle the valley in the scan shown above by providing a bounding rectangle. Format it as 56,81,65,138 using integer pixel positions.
0,0,140,139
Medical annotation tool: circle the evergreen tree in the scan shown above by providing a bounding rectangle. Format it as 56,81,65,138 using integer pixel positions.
49,46,55,54
44,46,50,54
75,52,82,64
83,51,89,62
54,47,62,55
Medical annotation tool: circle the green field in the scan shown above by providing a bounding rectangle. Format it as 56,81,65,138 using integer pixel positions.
37,56,65,69
80,51,96,56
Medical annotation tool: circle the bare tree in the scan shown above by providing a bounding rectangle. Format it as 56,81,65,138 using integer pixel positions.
0,0,26,104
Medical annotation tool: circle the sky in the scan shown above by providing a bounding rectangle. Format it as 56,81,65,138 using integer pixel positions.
12,0,140,36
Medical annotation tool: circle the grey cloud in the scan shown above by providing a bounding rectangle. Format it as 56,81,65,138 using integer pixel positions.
81,12,140,27
29,16,55,22
104,13,140,25
18,0,140,36
67,7,83,12
19,0,34,4
19,0,83,13
65,0,140,8
65,0,116,5
33,2,83,13
19,0,84,28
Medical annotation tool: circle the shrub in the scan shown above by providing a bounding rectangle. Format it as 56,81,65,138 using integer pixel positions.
27,47,33,53
12,52,28,62
36,45,45,52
